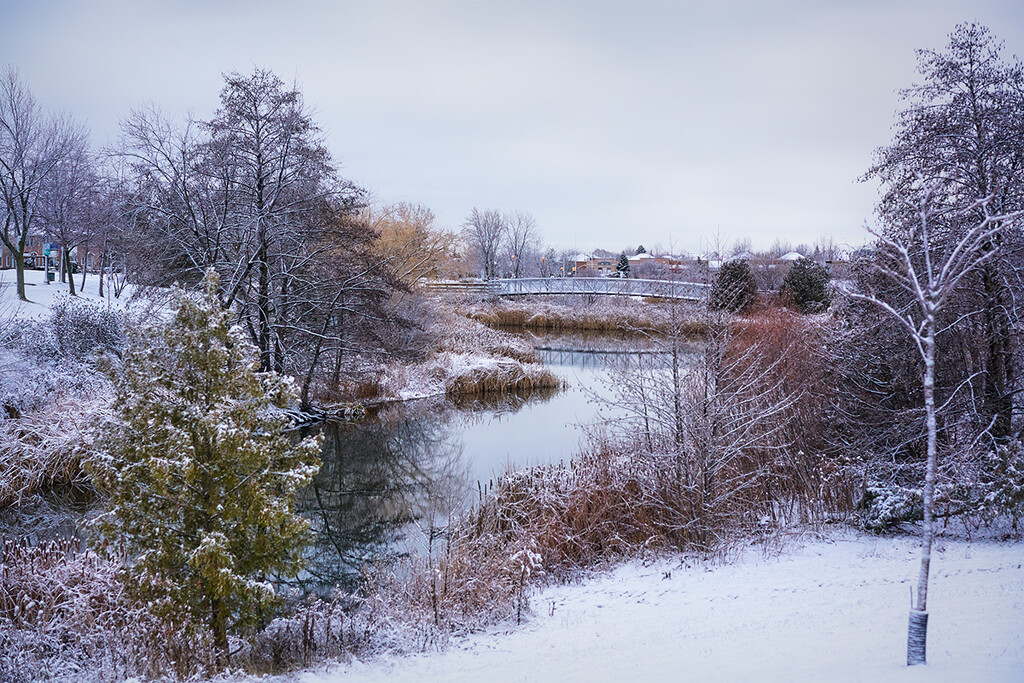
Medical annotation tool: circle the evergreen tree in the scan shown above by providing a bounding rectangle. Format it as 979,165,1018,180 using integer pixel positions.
90,270,321,663
616,252,630,278
636,244,646,254
781,257,830,313
709,259,756,312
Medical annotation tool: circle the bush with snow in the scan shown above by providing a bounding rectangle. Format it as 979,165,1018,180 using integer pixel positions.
861,484,924,531
48,296,122,359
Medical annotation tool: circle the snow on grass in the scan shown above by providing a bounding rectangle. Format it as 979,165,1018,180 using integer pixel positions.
0,267,134,322
288,530,1023,683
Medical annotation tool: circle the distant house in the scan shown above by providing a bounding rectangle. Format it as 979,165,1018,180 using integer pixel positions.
572,254,618,276
1,234,53,270
0,236,100,272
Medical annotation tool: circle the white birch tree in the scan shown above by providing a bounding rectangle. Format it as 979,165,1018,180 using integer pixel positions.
851,187,1020,665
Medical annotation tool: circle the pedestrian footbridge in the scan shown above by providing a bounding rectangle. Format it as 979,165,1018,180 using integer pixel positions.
423,277,708,301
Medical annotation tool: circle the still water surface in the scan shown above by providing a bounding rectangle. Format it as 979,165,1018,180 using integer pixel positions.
294,330,666,591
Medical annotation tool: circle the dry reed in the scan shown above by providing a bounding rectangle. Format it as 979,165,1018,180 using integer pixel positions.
0,401,105,508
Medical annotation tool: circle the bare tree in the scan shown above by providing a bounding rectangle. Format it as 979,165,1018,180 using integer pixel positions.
503,209,538,279
463,207,505,280
605,254,803,548
364,202,456,288
118,70,371,379
0,68,81,301
37,132,96,295
851,187,1020,665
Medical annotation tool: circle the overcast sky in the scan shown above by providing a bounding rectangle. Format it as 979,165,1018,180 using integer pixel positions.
2,0,1022,254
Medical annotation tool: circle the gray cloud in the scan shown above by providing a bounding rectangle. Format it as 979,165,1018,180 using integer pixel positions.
2,0,1022,253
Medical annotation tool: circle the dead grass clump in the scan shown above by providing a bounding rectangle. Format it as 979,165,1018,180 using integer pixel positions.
447,362,564,397
467,299,704,336
728,306,857,517
0,538,219,681
0,400,106,508
435,311,536,362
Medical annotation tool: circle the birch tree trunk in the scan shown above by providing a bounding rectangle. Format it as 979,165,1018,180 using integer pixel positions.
908,314,937,665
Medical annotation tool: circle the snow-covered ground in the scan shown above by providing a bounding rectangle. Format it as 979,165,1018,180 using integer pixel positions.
0,267,131,321
292,531,1023,683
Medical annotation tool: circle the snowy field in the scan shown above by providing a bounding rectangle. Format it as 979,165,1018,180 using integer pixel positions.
289,531,1023,683
0,267,132,321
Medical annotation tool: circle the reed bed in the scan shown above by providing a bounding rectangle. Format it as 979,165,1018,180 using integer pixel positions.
446,361,565,396
0,401,105,508
468,299,706,336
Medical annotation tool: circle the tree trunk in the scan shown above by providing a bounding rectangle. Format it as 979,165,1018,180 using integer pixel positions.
257,243,272,372
64,248,76,296
14,250,26,301
79,240,88,293
210,594,229,668
980,260,1014,442
908,321,937,665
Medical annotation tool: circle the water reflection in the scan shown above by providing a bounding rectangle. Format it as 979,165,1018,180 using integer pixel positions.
292,389,560,592
287,331,673,594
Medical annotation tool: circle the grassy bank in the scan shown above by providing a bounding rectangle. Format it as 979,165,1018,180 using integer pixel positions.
466,298,706,335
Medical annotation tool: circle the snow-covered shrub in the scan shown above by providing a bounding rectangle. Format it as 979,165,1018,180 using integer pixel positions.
48,296,123,359
929,441,1024,535
0,318,58,361
0,538,220,682
0,349,57,418
861,484,923,531
979,441,1024,528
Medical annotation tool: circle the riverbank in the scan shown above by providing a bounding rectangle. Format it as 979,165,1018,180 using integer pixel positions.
465,297,705,334
289,528,1024,683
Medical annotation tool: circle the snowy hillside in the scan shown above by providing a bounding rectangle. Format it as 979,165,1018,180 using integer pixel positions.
291,531,1023,683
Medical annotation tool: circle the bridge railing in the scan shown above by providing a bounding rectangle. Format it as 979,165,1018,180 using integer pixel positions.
492,277,708,301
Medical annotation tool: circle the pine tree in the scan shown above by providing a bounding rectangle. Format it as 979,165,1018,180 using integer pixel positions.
780,257,830,312
616,252,630,278
709,259,756,312
90,270,321,663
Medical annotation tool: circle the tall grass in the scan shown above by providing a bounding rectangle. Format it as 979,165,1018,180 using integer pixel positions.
467,299,706,335
447,362,564,396
0,400,106,508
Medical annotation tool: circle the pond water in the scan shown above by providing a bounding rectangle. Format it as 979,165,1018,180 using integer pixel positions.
292,330,673,592
1,330,677,595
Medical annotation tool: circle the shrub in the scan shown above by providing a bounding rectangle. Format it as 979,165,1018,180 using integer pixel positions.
49,297,123,359
709,259,756,312
780,258,831,313
861,484,923,531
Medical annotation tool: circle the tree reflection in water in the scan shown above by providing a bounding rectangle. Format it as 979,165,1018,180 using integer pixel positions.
290,388,560,594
